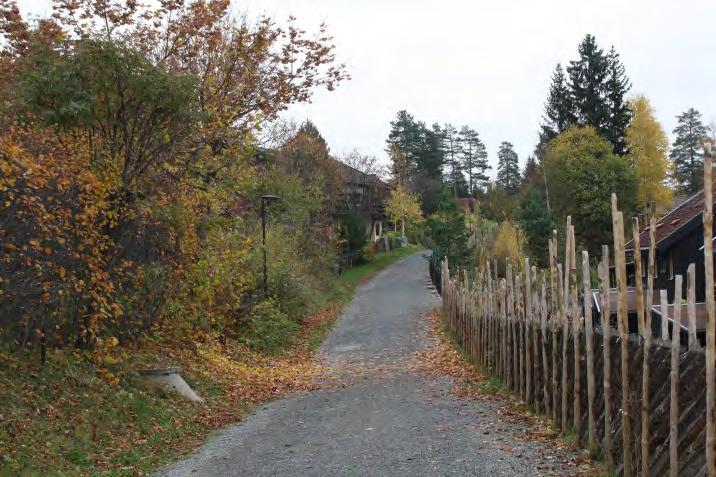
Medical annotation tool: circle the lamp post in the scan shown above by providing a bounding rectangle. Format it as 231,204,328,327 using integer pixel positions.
261,194,280,296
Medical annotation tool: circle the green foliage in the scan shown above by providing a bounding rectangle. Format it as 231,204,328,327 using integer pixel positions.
539,63,574,151
244,299,299,354
480,183,518,222
518,186,552,267
544,126,635,256
15,38,198,188
496,141,520,193
427,188,472,269
671,107,711,194
539,35,631,157
458,126,490,195
339,211,369,267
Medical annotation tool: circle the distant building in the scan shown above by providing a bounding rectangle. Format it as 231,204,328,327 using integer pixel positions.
333,160,391,242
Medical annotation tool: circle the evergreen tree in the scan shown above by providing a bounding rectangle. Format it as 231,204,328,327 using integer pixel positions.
439,123,463,196
518,185,552,267
427,187,471,268
458,125,490,195
568,34,609,131
496,141,520,193
298,120,328,150
386,110,423,179
565,34,631,155
671,107,711,194
386,110,445,213
521,155,541,189
539,63,574,150
604,47,632,155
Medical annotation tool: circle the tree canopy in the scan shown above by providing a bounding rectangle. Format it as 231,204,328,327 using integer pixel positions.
671,107,711,194
544,125,635,256
626,95,673,212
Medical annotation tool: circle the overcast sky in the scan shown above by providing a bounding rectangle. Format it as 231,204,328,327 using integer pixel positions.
18,0,716,176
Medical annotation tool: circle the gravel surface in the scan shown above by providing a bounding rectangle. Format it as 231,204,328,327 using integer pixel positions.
159,252,580,476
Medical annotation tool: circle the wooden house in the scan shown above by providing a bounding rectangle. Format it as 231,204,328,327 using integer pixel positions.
333,160,391,242
625,181,716,302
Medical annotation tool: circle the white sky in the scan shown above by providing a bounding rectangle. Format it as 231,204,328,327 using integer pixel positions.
17,0,716,177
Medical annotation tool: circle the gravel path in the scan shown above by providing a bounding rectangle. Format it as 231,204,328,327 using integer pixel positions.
160,252,580,476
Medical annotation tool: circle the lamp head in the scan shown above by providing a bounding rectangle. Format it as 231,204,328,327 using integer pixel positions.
261,194,280,203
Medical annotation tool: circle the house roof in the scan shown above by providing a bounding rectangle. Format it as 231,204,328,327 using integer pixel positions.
333,160,390,190
625,180,716,252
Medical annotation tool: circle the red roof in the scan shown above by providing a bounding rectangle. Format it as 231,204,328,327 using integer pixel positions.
625,179,716,251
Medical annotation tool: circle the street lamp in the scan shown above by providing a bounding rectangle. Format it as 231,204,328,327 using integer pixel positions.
260,194,280,296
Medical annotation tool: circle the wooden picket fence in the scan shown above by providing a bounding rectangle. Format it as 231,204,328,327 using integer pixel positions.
439,154,716,476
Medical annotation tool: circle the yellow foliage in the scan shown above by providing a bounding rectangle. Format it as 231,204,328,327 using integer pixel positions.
386,186,424,227
627,95,674,212
491,221,525,271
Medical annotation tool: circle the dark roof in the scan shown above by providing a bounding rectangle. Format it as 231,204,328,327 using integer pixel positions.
333,160,390,190
625,180,716,252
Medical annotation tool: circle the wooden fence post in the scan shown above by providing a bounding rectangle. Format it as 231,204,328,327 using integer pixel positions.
600,245,614,470
582,250,597,454
687,264,699,350
515,273,522,394
642,211,656,477
550,234,560,425
525,258,533,404
559,262,569,433
569,225,582,443
704,148,716,476
612,196,632,477
670,275,683,477
532,265,540,411
541,273,551,415
506,264,514,389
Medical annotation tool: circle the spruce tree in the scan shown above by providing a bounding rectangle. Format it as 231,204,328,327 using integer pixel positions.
496,141,520,194
565,35,631,155
540,63,574,144
604,47,632,155
568,34,609,131
458,125,490,195
521,155,541,188
671,108,711,194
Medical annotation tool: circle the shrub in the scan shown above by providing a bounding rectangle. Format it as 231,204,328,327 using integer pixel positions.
244,299,299,353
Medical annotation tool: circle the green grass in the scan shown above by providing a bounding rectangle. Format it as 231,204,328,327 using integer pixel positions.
337,245,423,288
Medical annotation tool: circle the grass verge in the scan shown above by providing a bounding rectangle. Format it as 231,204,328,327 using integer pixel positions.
0,246,422,477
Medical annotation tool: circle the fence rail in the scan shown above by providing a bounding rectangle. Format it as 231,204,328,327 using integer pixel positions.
438,154,716,477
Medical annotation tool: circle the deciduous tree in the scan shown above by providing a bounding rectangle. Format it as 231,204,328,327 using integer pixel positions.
544,126,635,256
386,186,425,240
626,95,673,211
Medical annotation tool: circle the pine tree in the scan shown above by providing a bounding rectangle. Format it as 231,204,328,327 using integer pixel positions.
496,141,520,194
604,47,632,155
386,110,444,184
671,108,711,194
386,110,422,179
458,125,489,195
440,123,463,197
